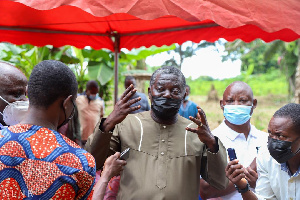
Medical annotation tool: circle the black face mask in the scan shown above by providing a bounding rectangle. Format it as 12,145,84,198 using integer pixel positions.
268,136,300,163
57,100,75,130
151,96,182,119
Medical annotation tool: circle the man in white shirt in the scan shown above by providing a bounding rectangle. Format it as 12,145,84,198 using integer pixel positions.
226,103,300,200
200,81,268,200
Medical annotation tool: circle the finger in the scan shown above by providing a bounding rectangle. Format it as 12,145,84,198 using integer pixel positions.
113,152,121,160
115,159,127,166
122,88,137,103
246,167,258,178
188,116,202,127
185,127,199,134
197,107,208,126
120,84,134,100
232,173,246,183
125,97,141,108
127,105,141,113
231,168,246,179
225,160,239,172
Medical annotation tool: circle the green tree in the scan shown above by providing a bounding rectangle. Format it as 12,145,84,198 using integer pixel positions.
223,39,299,97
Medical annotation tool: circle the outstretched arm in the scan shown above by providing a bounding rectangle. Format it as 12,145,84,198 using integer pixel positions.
186,107,228,190
85,85,141,168
92,152,126,200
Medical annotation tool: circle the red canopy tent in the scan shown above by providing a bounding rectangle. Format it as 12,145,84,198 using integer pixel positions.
1,0,300,102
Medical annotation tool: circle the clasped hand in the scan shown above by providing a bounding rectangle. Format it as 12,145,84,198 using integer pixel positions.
225,160,258,189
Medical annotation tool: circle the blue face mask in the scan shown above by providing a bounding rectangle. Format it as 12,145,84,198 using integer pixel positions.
89,94,97,100
223,105,252,125
184,96,189,101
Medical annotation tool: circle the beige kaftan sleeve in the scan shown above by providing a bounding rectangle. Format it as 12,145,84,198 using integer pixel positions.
85,119,122,170
200,137,229,190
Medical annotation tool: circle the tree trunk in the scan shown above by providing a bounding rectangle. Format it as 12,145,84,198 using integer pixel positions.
295,40,300,103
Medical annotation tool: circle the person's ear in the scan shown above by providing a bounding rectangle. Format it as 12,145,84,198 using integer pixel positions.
220,100,225,111
148,87,151,100
252,99,257,109
63,95,73,109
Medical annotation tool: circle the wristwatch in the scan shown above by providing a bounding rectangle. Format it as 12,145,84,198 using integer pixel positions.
234,182,250,193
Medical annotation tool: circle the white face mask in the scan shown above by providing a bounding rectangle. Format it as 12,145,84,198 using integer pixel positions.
0,96,29,126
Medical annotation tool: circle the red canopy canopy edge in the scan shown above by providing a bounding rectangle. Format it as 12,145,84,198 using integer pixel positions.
1,1,299,51
3,0,300,104
12,0,300,35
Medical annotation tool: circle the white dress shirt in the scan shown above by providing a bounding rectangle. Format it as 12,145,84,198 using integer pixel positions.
255,146,300,200
212,121,268,200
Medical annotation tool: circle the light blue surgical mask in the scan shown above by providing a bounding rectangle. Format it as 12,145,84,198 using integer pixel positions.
223,105,252,125
184,96,189,101
89,94,97,100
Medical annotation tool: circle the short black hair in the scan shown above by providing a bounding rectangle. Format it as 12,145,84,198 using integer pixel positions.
150,66,186,88
28,60,78,108
86,80,99,90
125,76,135,82
273,103,300,132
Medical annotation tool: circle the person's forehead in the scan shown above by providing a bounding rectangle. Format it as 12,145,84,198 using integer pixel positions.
87,87,98,93
224,84,252,98
126,79,135,84
0,72,27,92
155,73,181,84
268,116,294,133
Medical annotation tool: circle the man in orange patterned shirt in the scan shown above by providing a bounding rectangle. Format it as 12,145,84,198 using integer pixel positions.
0,60,96,199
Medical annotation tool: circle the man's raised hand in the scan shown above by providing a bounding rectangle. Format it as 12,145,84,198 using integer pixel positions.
102,84,141,132
185,106,217,153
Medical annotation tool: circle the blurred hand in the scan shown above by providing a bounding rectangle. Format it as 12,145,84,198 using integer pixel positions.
101,152,127,181
245,166,258,188
186,107,217,152
102,85,141,132
225,160,248,189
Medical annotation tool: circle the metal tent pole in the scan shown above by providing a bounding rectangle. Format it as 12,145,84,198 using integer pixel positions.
113,34,120,105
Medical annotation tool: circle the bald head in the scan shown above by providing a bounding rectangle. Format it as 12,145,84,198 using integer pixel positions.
0,61,28,125
221,81,256,108
220,81,257,128
223,81,253,99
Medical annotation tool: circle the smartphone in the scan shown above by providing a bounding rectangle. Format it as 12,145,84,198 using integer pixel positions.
119,148,130,160
227,148,237,161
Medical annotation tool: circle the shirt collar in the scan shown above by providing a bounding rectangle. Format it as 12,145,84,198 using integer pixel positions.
221,120,258,141
281,162,300,177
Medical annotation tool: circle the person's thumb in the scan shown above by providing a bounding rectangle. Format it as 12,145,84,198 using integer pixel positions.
113,152,121,159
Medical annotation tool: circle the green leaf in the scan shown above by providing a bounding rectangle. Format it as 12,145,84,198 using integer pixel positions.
25,48,36,57
59,55,80,64
98,63,114,85
87,61,114,85
82,49,111,61
6,44,25,55
124,44,176,60
0,51,8,59
246,63,255,76
73,47,84,66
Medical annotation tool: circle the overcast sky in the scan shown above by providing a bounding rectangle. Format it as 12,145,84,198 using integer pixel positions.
146,42,241,80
